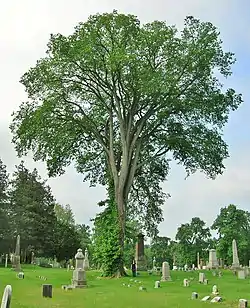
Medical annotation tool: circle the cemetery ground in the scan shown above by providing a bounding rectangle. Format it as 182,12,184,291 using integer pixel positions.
1,266,249,307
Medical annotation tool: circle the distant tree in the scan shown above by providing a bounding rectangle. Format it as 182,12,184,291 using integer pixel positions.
53,220,81,262
176,217,211,264
8,161,57,259
151,236,172,266
54,203,75,225
212,204,250,265
0,158,10,254
11,11,242,275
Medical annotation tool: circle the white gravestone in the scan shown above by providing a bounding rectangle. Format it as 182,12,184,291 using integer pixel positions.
154,281,160,288
211,297,222,303
199,272,205,283
212,285,219,295
183,279,189,287
1,285,12,308
161,262,171,281
4,255,8,268
239,299,248,308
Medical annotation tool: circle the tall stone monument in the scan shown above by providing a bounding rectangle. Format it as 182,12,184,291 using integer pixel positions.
207,249,219,269
83,248,89,270
135,233,147,271
232,239,240,269
72,249,87,288
12,235,21,272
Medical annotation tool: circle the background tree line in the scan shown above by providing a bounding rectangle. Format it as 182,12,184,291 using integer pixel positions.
0,158,91,264
1,156,249,270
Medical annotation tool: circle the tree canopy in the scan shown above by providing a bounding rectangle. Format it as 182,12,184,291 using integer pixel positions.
10,11,242,275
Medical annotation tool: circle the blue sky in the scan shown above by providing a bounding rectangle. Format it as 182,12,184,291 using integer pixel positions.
0,0,249,239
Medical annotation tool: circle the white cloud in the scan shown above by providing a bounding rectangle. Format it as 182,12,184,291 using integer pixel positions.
0,0,249,238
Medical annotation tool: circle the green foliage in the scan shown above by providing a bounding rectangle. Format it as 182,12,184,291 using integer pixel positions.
175,217,211,264
92,183,122,276
0,158,10,253
54,203,75,225
8,161,57,256
151,236,172,266
10,12,242,247
212,204,250,264
53,220,81,262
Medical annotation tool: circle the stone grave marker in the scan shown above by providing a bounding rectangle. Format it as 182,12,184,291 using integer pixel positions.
211,296,222,303
154,281,160,288
183,279,189,287
201,296,210,301
4,255,8,268
139,286,146,291
42,284,52,298
198,272,205,283
72,248,87,288
191,292,198,299
1,285,12,308
161,262,171,281
212,285,219,295
238,270,246,279
232,239,240,269
204,279,208,285
239,299,248,308
17,272,24,279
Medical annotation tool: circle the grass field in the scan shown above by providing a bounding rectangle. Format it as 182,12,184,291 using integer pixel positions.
0,266,249,307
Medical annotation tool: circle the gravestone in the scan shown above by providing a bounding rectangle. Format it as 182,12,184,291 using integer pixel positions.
0,285,12,308
83,248,89,270
31,252,35,264
212,285,219,295
239,299,248,308
17,272,24,279
4,255,8,268
201,296,210,301
135,233,147,271
183,279,189,287
204,279,208,285
207,249,219,269
13,235,21,272
154,281,160,288
191,292,198,299
161,262,171,281
211,297,222,303
152,256,156,271
232,239,240,269
72,248,87,288
42,284,52,298
199,272,205,283
238,270,246,279
139,286,146,291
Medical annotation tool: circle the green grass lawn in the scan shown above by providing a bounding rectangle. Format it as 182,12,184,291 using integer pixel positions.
0,266,249,307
